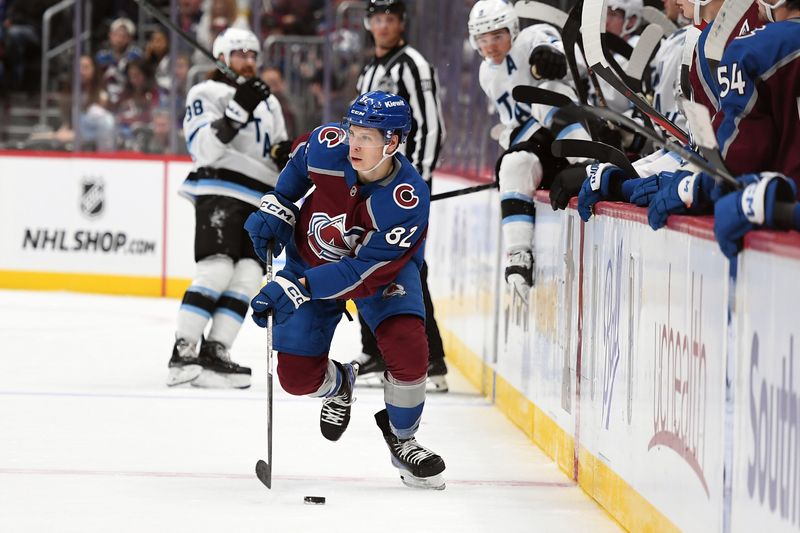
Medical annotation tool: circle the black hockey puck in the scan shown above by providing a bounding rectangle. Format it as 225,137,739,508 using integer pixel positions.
304,496,326,505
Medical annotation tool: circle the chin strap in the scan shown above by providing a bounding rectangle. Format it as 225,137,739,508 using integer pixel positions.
361,144,398,175
757,0,786,21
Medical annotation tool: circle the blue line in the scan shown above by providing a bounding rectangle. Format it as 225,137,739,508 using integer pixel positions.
222,290,251,303
555,122,584,140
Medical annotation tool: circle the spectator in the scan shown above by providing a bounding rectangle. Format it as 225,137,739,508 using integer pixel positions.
140,107,172,154
195,0,250,68
28,54,116,151
115,58,159,149
4,0,53,91
176,0,203,57
260,65,298,137
144,26,170,94
95,17,143,106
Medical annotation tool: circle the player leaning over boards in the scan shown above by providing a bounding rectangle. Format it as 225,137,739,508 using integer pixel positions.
469,0,591,298
244,92,446,490
167,28,292,389
353,0,448,393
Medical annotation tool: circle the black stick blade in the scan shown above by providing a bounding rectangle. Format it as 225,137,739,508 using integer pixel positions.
512,85,573,108
255,459,272,489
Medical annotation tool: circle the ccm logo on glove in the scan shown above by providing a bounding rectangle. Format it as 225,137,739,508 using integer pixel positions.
260,194,297,224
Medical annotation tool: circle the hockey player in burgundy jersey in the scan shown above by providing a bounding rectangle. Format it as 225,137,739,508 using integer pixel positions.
244,91,446,490
713,1,800,182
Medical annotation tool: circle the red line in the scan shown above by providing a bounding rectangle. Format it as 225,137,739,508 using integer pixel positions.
0,467,574,488
0,149,192,163
161,162,169,297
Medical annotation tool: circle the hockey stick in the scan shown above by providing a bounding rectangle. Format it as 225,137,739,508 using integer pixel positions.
254,247,275,489
581,0,690,143
513,85,574,108
641,6,678,35
625,24,664,86
679,98,734,177
431,181,498,202
679,26,702,100
704,0,754,72
558,104,738,186
515,1,567,29
562,0,605,107
132,0,244,84
551,139,637,177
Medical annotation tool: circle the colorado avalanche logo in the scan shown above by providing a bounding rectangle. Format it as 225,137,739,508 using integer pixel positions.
318,126,345,148
307,213,364,261
393,183,419,210
382,283,407,300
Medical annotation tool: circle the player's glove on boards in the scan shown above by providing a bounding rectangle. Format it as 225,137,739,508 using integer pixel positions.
244,192,299,262
714,173,797,260
577,162,633,221
251,270,310,327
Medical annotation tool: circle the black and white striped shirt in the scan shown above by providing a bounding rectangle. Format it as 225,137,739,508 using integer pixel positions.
357,43,445,183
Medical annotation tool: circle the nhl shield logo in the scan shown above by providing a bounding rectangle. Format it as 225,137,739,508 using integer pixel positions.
307,213,364,262
80,177,105,218
382,283,406,300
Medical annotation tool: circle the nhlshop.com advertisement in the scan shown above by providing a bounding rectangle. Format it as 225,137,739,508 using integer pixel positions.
0,155,164,276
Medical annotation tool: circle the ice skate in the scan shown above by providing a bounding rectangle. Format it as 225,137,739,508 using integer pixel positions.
192,340,251,389
374,408,446,490
351,352,385,388
167,338,202,386
426,358,449,393
320,362,358,441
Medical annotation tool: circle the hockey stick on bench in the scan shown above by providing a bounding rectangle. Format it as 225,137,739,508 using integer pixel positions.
431,181,498,202
558,104,738,186
581,0,690,143
551,139,637,177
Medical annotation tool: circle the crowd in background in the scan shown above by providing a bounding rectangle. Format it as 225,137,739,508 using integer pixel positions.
0,0,368,153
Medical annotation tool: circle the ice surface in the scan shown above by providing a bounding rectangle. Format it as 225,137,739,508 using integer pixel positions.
0,290,621,533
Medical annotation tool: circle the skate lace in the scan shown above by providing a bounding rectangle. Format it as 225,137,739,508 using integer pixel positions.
395,438,436,465
320,393,353,425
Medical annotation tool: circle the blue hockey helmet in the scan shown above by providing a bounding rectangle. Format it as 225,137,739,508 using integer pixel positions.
342,91,412,146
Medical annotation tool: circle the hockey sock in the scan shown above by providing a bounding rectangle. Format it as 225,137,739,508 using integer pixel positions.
207,258,262,348
176,255,234,344
384,371,426,439
499,151,541,253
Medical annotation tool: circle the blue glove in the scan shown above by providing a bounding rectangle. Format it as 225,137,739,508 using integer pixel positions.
714,173,797,260
629,174,667,206
244,192,299,262
577,163,628,221
645,170,725,230
251,270,311,327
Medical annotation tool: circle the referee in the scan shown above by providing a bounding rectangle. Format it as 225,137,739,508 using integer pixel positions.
352,0,449,392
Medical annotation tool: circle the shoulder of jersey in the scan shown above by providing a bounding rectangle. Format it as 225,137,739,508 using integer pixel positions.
188,79,232,99
375,156,430,212
518,23,560,46
725,20,800,70
306,122,349,170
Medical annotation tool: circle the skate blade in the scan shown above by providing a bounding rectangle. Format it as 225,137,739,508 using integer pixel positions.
426,375,449,393
356,373,385,388
166,365,202,387
398,471,446,490
191,369,251,389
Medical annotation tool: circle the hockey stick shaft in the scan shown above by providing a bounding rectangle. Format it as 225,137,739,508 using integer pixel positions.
255,247,274,489
559,104,738,186
431,181,497,201
513,85,573,108
132,0,243,84
551,139,637,177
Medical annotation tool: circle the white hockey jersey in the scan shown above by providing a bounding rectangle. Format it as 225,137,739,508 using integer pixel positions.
181,78,289,206
652,27,689,132
478,24,569,134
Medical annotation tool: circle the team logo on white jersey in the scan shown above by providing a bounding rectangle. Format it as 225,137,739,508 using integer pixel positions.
307,213,364,261
80,177,105,219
